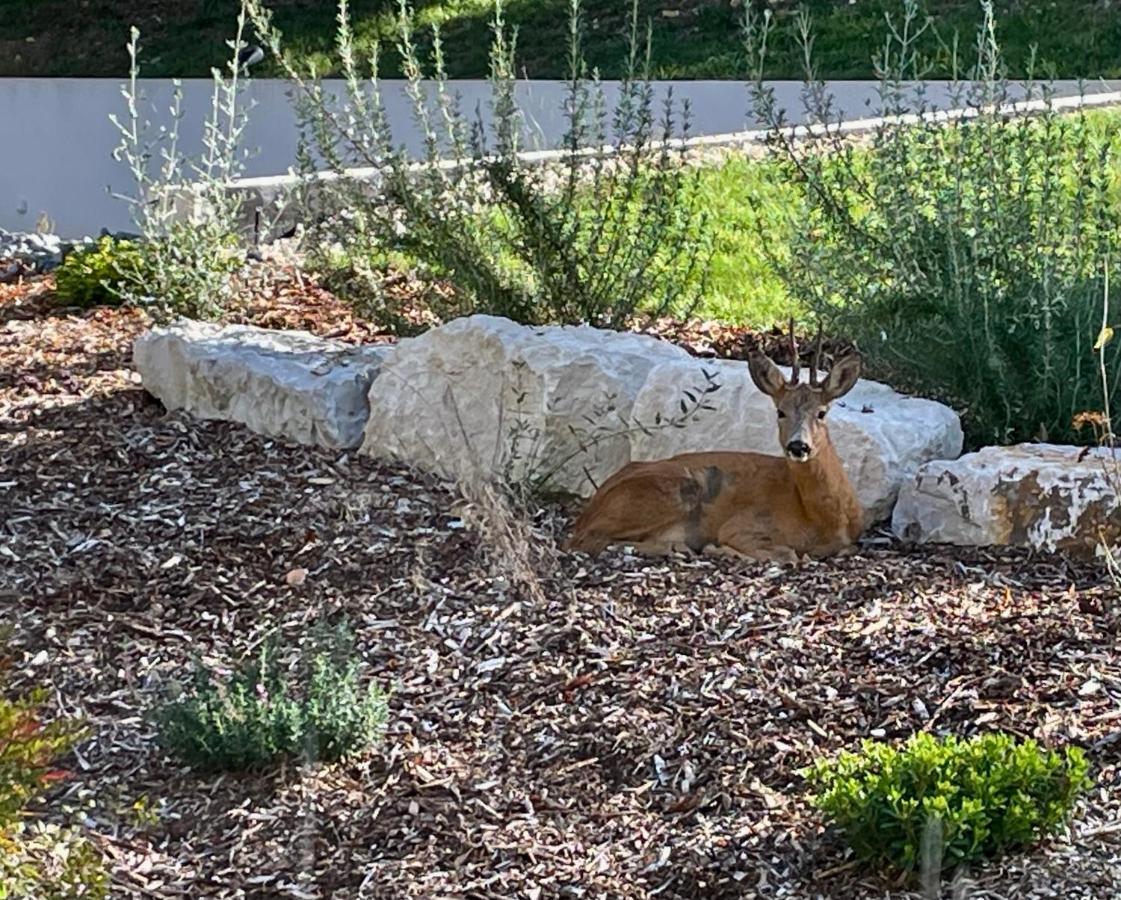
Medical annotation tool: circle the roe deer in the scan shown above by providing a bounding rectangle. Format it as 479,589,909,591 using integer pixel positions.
565,325,864,562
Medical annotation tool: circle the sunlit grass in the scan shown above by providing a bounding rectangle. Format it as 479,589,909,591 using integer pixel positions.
678,157,799,326
4,0,1120,79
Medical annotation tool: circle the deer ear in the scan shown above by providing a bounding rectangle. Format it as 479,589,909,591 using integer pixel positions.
747,352,786,398
822,354,862,401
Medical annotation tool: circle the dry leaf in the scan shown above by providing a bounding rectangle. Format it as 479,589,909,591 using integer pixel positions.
1094,325,1114,351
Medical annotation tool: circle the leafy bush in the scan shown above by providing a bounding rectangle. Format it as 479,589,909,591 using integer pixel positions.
109,15,251,320
247,0,711,332
805,732,1091,875
0,823,108,900
745,0,1121,447
53,236,143,308
0,691,86,832
153,621,388,772
126,226,244,320
0,641,104,900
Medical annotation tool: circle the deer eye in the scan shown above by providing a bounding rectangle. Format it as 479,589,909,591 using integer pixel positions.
817,410,827,420
777,410,786,419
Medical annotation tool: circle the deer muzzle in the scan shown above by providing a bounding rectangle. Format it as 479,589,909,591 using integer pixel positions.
785,439,812,462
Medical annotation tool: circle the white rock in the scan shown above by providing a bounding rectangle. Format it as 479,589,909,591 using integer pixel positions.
629,358,964,523
359,315,689,492
892,444,1121,558
133,320,390,449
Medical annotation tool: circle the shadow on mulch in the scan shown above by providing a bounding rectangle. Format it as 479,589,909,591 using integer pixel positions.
0,286,63,323
0,348,135,395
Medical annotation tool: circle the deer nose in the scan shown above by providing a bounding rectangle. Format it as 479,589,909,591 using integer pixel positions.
786,440,811,460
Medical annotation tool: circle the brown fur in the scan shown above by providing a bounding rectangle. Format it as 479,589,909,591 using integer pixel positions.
565,349,865,561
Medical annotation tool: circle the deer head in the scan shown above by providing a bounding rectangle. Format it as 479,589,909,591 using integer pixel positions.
747,321,862,463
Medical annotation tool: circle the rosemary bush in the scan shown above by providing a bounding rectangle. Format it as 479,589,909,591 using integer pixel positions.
247,0,711,332
806,732,1091,876
109,10,252,320
745,0,1121,447
153,621,388,772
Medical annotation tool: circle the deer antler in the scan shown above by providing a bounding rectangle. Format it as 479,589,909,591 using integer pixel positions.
808,323,824,387
788,317,800,385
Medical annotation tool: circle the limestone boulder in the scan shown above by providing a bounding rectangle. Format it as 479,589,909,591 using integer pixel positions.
359,315,689,493
629,358,964,523
133,320,390,449
892,444,1121,558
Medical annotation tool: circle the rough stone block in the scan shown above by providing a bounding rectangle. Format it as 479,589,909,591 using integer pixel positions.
133,320,389,449
892,444,1121,558
359,314,689,492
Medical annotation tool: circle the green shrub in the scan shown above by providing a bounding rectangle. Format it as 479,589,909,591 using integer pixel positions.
1,823,108,900
746,0,1121,447
55,229,242,318
53,237,143,308
0,699,78,832
153,621,388,772
0,692,87,831
805,732,1091,875
110,18,250,321
248,0,711,332
0,641,104,900
123,226,244,320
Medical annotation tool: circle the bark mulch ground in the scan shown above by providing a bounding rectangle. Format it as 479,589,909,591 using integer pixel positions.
3,272,1121,899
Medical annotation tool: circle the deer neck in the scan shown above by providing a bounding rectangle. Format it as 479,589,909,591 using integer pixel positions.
787,431,862,539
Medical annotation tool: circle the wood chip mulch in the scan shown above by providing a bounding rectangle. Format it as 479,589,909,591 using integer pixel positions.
3,271,1121,899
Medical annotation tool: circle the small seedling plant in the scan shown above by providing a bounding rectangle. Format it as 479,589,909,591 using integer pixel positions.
805,731,1091,876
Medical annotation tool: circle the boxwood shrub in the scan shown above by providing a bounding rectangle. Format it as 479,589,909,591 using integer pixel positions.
805,731,1091,874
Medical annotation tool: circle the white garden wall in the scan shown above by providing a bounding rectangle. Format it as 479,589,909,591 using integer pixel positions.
3,78,1119,238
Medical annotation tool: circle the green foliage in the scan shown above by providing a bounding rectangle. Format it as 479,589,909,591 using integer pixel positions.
300,624,390,764
747,0,1121,447
0,641,104,900
0,692,86,832
8,0,1121,81
743,0,1121,83
53,237,143,308
124,227,244,320
249,0,712,332
683,157,796,326
55,229,242,319
153,621,388,772
805,732,1092,875
0,823,108,900
0,696,77,832
110,19,250,321
314,153,799,329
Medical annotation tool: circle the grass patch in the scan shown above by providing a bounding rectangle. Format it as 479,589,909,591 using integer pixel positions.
684,156,797,326
2,0,1120,79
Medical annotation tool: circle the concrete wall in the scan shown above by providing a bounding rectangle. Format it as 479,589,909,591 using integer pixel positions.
3,77,1119,238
